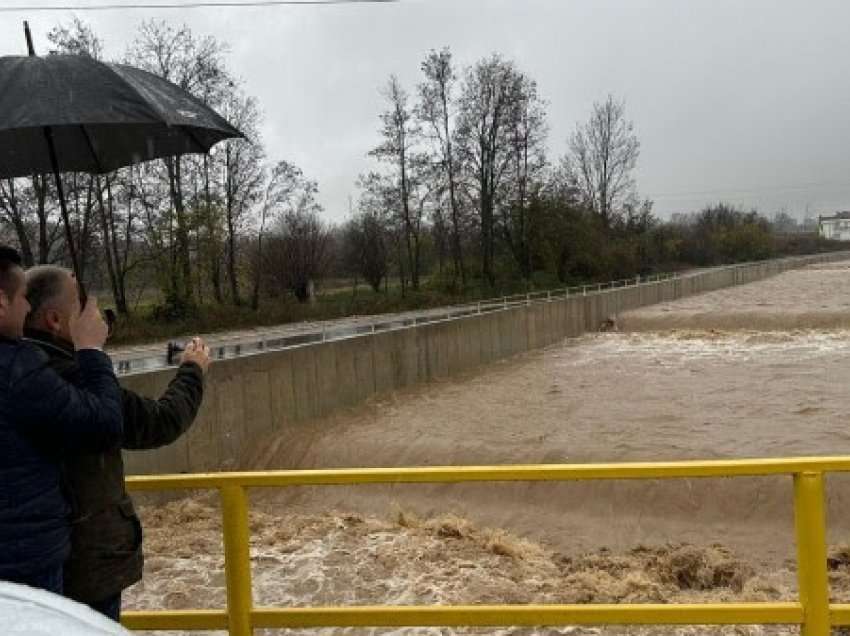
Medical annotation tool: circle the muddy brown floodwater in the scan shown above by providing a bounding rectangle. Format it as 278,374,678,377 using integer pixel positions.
125,262,850,635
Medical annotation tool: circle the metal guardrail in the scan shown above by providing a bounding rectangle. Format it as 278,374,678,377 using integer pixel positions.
123,456,850,635
113,272,683,376
113,250,848,376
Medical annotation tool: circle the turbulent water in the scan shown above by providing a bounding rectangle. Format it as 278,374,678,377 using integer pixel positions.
124,262,850,635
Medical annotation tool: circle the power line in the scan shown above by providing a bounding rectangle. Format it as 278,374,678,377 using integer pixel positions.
0,0,396,12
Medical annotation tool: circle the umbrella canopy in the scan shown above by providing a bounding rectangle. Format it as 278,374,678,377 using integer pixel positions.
0,581,130,636
0,54,243,179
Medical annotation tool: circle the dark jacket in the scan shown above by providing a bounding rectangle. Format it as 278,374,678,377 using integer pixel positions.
24,329,204,604
0,336,123,580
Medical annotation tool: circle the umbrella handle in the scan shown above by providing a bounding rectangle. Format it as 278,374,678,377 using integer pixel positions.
23,22,34,56
43,126,88,308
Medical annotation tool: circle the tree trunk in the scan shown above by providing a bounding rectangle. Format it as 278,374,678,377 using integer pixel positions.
480,182,495,287
441,92,465,286
175,158,192,299
226,195,241,306
202,156,224,304
250,237,262,310
397,238,407,298
34,176,50,264
399,142,418,291
106,177,129,315
167,156,192,302
77,177,95,283
250,229,265,311
95,176,121,312
225,146,242,306
251,198,270,311
165,158,181,301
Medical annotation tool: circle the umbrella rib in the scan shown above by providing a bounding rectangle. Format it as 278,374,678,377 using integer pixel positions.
182,125,210,154
80,124,104,174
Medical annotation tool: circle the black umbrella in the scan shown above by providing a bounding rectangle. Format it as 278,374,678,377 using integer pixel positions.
0,22,243,304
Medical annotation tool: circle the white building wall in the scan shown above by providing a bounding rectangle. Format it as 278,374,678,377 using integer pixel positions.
820,220,850,241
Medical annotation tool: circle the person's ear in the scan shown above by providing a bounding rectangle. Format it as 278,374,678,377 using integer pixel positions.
45,309,63,334
0,291,8,313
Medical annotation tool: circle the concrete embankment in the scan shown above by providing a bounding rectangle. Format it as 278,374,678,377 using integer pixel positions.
121,253,850,476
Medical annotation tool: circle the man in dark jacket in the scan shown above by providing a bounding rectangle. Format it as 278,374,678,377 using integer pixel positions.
0,246,123,595
24,264,210,621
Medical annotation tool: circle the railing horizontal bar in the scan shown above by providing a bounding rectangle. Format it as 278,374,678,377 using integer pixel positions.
126,457,850,491
121,609,228,630
123,603,850,630
831,604,850,625
122,604,804,630
255,603,805,628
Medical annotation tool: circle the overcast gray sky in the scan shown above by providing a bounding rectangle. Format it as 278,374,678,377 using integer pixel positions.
2,0,849,222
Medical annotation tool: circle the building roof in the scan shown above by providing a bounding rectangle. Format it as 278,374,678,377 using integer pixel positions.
819,211,850,222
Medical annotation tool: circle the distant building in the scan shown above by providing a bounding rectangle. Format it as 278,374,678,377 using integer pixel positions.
819,212,850,241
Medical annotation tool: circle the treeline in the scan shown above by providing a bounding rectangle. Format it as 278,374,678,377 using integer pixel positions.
0,20,840,331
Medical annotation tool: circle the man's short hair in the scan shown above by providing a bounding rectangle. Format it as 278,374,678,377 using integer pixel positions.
0,245,23,298
25,265,70,327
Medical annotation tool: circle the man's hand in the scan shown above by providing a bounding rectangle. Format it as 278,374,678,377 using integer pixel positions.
70,296,108,351
180,337,211,374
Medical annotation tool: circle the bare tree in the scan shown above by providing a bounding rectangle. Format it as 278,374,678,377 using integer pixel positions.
501,75,548,279
126,20,231,306
251,160,303,309
370,75,424,290
356,171,407,293
47,17,103,59
264,182,331,302
218,91,265,306
94,167,158,315
566,95,640,227
0,180,35,265
66,173,97,281
417,47,466,285
344,209,389,293
455,54,525,286
126,20,230,97
0,177,60,266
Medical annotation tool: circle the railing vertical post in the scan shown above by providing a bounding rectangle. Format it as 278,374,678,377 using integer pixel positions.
794,471,830,636
221,485,253,636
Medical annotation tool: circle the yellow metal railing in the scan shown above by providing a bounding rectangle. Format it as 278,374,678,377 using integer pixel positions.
123,457,850,635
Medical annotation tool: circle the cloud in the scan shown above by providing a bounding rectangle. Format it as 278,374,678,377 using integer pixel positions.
3,0,849,220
